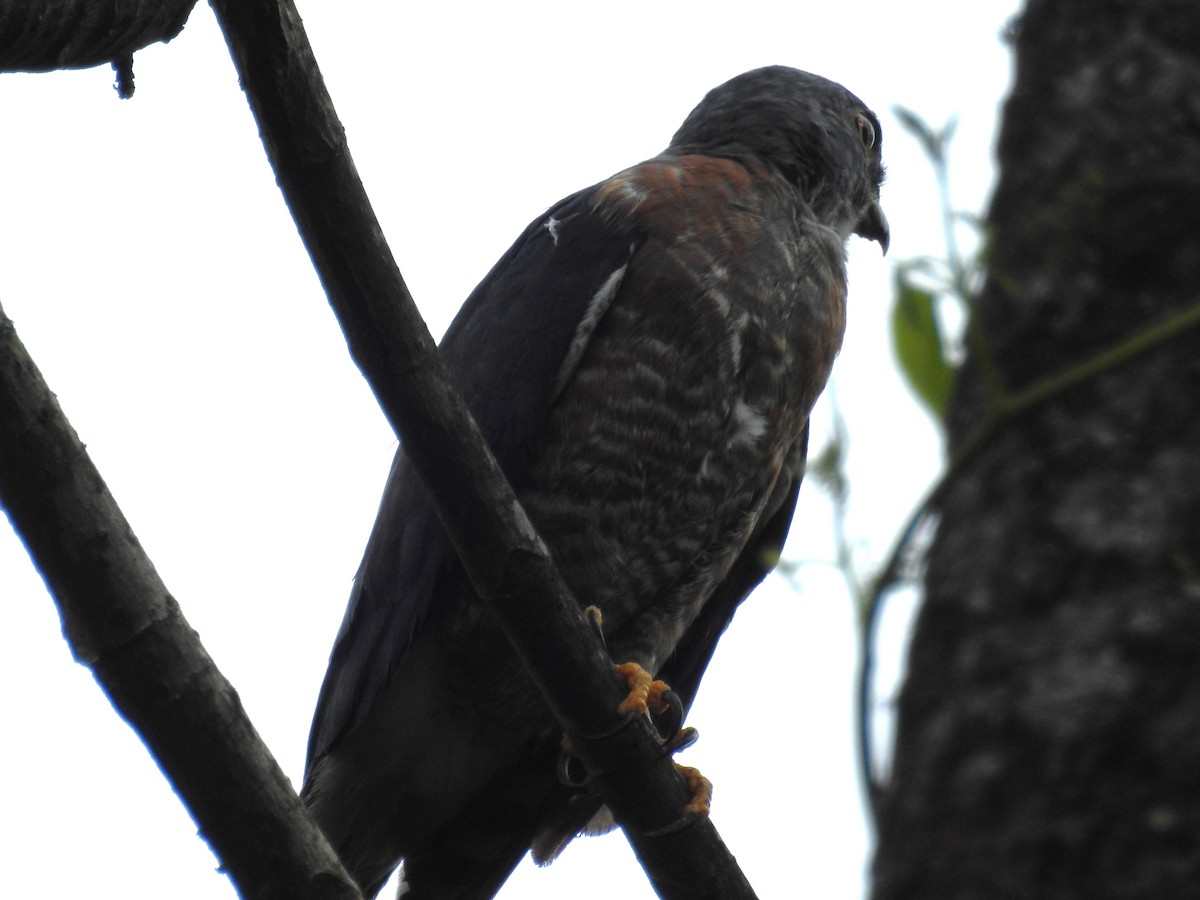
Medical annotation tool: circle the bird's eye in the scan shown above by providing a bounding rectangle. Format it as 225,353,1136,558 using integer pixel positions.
856,114,876,150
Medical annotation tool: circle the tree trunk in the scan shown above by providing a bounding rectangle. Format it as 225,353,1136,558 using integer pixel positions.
873,1,1200,897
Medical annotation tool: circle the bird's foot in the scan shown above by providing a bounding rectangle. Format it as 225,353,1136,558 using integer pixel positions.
612,663,710,824
559,662,711,825
614,661,690,746
677,764,713,818
641,763,715,836
615,661,670,717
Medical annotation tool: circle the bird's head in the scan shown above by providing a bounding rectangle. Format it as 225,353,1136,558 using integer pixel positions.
669,66,889,254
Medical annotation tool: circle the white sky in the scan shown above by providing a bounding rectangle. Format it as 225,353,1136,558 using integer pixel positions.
0,1,1017,897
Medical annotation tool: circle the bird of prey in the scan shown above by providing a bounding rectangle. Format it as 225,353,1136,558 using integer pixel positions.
302,65,888,899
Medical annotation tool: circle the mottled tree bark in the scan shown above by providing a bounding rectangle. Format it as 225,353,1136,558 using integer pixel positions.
873,1,1200,897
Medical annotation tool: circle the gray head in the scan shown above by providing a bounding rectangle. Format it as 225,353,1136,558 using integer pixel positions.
670,65,889,252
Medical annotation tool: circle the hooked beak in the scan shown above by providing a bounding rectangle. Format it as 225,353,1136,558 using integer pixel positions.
855,200,890,255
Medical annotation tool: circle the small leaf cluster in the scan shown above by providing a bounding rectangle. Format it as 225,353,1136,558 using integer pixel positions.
889,107,983,423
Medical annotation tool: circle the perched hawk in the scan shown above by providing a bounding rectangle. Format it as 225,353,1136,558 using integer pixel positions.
303,66,888,899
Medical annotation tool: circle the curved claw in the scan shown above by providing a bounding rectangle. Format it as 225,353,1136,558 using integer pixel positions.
583,605,607,647
662,725,699,756
615,661,671,717
650,689,684,741
556,746,591,788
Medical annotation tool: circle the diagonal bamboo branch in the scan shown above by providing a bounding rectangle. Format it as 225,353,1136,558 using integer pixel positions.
208,1,758,897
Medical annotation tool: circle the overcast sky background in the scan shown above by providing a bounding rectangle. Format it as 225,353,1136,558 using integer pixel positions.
1,1,1018,896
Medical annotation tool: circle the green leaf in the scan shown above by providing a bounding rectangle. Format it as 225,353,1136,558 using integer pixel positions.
891,271,956,420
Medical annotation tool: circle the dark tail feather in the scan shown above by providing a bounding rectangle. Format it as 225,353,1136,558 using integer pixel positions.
399,743,565,900
400,834,529,900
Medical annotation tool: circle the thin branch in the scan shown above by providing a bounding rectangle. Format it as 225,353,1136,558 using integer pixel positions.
208,0,758,896
0,304,360,900
0,0,195,72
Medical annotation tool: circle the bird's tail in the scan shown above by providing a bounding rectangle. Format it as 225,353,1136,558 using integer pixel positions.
395,743,568,900
397,832,529,900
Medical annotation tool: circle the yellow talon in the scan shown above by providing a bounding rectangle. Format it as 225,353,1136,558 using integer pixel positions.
615,661,670,716
613,663,710,821
677,764,712,818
